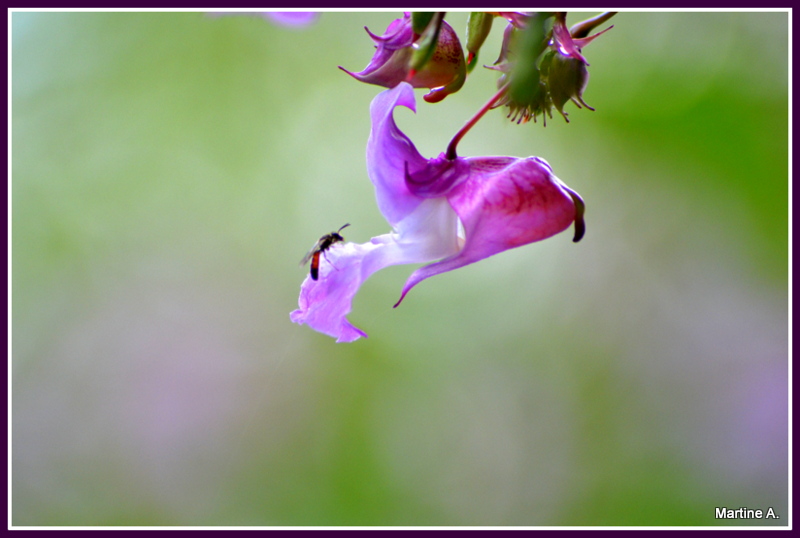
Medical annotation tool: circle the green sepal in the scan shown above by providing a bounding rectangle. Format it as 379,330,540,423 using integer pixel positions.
411,12,435,35
508,62,541,108
569,11,617,39
508,12,551,100
410,12,445,74
466,12,494,56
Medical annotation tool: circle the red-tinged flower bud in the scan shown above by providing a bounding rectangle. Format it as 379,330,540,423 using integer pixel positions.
339,13,466,103
465,12,494,70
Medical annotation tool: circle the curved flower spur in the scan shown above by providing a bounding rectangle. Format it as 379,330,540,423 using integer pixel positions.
291,83,584,342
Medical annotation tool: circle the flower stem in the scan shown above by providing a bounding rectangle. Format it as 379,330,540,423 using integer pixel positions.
445,83,508,160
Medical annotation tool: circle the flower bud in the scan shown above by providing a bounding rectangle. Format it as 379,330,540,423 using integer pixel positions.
544,49,592,122
465,12,494,70
489,15,554,124
411,12,435,34
340,13,466,103
491,11,614,125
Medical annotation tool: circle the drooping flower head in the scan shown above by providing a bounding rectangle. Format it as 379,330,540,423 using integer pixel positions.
340,13,466,103
291,83,584,342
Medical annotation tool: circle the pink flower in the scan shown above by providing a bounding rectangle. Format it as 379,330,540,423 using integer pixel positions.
291,83,584,342
339,13,466,103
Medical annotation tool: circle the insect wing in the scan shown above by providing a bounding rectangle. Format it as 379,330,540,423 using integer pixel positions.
300,238,323,267
299,224,350,279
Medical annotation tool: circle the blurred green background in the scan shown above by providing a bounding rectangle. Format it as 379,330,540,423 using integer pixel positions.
11,11,788,526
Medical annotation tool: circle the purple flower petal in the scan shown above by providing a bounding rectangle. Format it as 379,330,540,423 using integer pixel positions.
290,241,376,343
339,14,415,87
290,199,460,342
404,152,471,198
552,14,589,64
340,13,466,102
294,83,463,341
366,82,429,227
395,156,580,306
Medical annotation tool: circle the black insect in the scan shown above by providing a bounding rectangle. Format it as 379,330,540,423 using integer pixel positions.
300,224,350,280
